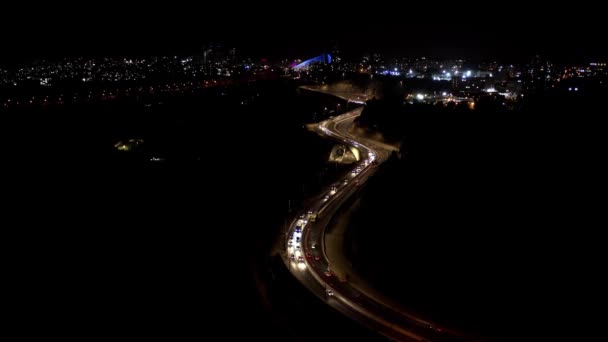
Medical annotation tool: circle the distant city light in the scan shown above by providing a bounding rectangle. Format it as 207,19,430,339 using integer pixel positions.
442,92,447,96
466,70,472,77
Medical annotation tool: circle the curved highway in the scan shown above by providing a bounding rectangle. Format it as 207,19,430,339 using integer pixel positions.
280,87,481,342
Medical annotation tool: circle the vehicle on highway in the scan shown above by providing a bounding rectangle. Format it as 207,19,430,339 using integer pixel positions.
295,226,302,233
296,237,300,243
298,256,304,263
343,179,348,185
354,180,360,186
307,210,313,215
323,194,330,201
309,213,317,222
290,254,295,260
314,255,321,261
324,270,333,277
296,245,300,250
306,252,312,259
325,289,334,296
311,243,316,249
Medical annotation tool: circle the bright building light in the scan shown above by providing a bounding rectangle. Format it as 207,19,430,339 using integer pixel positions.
442,92,447,96
466,70,472,77
416,94,424,100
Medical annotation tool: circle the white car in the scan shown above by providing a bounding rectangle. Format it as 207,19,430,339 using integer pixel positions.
326,289,334,296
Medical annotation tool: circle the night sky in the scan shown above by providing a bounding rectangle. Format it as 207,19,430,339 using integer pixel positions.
2,3,606,65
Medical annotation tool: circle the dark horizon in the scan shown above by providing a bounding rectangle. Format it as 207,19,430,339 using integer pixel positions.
2,4,606,66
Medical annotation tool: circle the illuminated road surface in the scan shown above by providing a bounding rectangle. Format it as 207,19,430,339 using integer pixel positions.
281,88,480,342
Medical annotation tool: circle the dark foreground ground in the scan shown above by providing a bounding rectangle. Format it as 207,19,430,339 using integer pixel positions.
347,87,607,341
3,80,382,341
